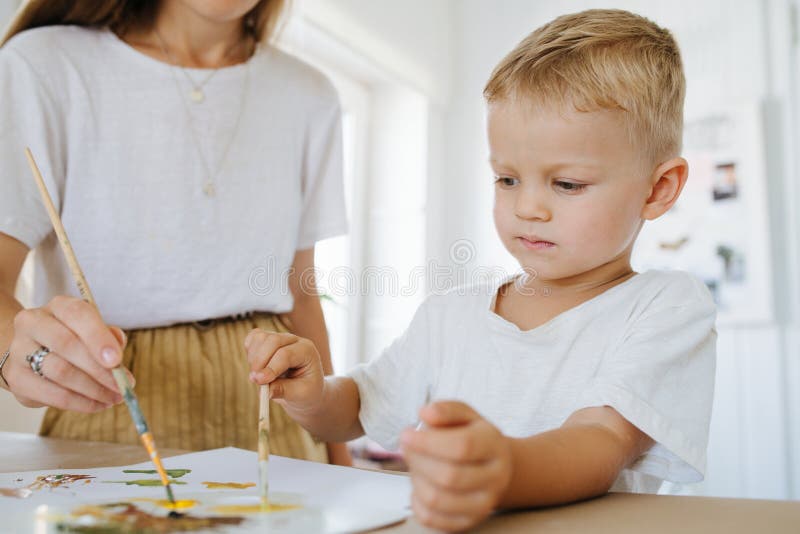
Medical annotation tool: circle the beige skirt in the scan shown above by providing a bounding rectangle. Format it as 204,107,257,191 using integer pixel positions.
39,313,328,462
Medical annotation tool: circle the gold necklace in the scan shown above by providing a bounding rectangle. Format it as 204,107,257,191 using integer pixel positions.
156,32,253,197
154,30,246,104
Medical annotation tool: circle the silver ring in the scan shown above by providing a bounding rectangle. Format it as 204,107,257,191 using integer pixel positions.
25,347,50,377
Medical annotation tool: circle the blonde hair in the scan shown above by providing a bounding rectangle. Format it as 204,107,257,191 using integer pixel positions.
484,9,685,164
1,0,289,47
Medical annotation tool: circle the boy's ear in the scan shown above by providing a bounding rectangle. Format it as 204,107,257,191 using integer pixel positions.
641,157,689,220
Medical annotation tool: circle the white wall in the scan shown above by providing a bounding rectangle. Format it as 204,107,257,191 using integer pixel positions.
298,0,458,275
0,0,16,32
301,0,454,105
296,0,458,355
781,0,800,500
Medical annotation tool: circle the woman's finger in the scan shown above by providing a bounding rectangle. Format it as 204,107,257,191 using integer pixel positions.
14,307,120,393
4,350,109,413
109,326,127,348
46,296,123,368
38,352,122,406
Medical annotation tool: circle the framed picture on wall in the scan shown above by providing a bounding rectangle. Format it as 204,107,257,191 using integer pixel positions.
633,102,774,326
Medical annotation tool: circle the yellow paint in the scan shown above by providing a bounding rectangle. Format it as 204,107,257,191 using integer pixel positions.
212,503,299,515
131,498,198,510
201,481,256,490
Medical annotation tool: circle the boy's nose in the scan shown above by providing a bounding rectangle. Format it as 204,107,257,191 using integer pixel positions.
515,191,551,221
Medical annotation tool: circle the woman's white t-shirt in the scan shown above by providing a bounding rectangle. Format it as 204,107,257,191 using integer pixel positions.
0,26,347,329
350,270,717,493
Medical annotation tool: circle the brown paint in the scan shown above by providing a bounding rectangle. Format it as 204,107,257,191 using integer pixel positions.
56,503,244,533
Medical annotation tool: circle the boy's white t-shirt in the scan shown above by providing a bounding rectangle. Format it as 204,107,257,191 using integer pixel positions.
350,270,717,493
0,27,347,329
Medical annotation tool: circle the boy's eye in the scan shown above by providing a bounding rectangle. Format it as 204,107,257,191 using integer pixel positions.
495,176,519,187
554,180,586,192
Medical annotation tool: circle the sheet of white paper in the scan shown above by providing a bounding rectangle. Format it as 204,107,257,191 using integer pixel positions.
0,447,411,533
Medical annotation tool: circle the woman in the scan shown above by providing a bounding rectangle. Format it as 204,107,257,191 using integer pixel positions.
0,0,351,465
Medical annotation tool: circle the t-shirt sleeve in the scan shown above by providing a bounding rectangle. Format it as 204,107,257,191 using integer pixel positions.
348,298,434,450
578,274,717,484
0,44,66,249
295,81,348,250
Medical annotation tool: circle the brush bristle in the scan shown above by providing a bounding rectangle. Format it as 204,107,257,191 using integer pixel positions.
165,483,176,504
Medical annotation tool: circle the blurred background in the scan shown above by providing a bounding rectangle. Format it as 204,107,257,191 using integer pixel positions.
1,0,798,502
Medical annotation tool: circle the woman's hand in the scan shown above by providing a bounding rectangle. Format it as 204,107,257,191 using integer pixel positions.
401,401,513,532
4,296,129,412
245,329,326,415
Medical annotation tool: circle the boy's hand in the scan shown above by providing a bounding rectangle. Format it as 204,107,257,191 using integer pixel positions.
400,401,512,532
244,329,324,414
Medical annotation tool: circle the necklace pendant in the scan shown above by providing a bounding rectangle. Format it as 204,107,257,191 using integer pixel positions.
189,88,205,103
203,181,216,197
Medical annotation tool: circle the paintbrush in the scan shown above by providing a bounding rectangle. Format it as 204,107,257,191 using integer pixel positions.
24,148,177,507
258,384,270,509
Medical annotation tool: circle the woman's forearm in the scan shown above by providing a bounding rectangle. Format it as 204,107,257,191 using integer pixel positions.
0,234,28,378
284,294,334,374
0,290,22,346
0,290,22,390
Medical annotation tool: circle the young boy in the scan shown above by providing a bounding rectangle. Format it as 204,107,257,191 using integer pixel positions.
245,8,716,532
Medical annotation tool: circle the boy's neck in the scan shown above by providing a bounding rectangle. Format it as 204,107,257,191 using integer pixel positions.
518,262,636,297
494,261,636,332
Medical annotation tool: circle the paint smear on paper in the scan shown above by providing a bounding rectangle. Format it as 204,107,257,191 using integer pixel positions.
104,479,187,487
131,497,198,510
123,469,191,478
30,474,95,491
0,487,32,498
1,474,94,498
55,503,244,533
201,481,256,490
212,502,299,514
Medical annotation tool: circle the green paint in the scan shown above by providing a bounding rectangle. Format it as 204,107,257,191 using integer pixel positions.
122,469,191,478
104,479,186,487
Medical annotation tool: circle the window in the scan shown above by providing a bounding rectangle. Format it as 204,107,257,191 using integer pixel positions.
280,14,429,373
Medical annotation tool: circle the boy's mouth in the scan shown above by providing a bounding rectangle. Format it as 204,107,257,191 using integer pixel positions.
517,236,556,250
